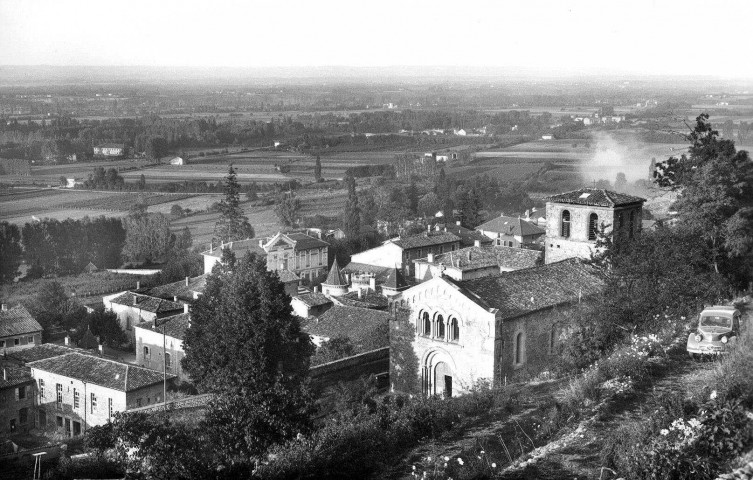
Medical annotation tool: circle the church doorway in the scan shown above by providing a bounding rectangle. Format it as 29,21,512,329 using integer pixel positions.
434,361,453,397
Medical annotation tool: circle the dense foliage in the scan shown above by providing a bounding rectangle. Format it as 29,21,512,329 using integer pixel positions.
213,165,255,242
0,221,22,283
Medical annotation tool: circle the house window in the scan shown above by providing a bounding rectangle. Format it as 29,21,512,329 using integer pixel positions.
422,312,431,336
136,398,142,407
74,389,79,409
56,384,62,406
38,379,44,398
56,416,63,428
588,213,598,241
91,393,97,413
0,340,4,348
109,398,113,418
449,318,460,342
27,335,34,343
560,210,571,238
165,352,171,368
14,338,20,346
514,332,525,365
17,386,26,400
19,407,28,425
435,314,445,340
144,346,150,357
629,211,635,239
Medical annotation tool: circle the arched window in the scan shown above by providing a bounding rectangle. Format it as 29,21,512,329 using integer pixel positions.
449,318,460,342
422,312,431,336
515,332,525,365
560,210,571,238
436,314,445,339
629,211,635,239
588,213,598,241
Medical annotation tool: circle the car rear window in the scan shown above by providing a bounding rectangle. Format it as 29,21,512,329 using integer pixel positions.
701,315,732,327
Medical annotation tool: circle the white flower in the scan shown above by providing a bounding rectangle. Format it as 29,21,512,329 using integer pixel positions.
710,390,718,400
412,465,416,471
444,456,450,461
457,458,464,465
492,463,497,468
660,429,669,436
480,450,485,455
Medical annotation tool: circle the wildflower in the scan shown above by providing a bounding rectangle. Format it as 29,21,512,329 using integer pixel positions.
444,463,447,468
444,456,450,461
710,390,717,400
412,466,416,471
480,450,485,454
660,429,669,436
492,463,497,468
426,457,431,462
457,458,464,465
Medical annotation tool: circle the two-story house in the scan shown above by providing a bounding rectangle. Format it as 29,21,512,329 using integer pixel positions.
0,304,42,353
29,352,172,436
134,306,191,382
103,292,184,341
202,231,330,284
0,362,34,438
476,216,546,248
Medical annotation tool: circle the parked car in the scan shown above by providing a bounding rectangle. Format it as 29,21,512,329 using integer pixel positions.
686,305,743,358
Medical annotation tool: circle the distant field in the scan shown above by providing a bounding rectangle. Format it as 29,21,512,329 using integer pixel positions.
172,204,282,247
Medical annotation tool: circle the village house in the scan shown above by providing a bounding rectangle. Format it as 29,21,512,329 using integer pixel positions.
0,361,34,438
436,221,493,248
388,258,603,397
0,304,42,353
543,188,645,264
475,215,546,248
134,306,191,382
29,352,172,436
144,275,207,303
93,143,127,158
413,244,544,282
291,291,334,318
347,231,461,278
202,231,329,283
302,305,391,351
103,292,184,340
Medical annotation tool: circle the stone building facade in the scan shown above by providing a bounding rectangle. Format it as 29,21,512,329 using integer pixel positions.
135,310,190,383
544,188,645,264
0,362,34,438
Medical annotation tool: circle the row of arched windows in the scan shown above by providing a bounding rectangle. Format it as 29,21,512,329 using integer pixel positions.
420,311,460,342
560,210,637,240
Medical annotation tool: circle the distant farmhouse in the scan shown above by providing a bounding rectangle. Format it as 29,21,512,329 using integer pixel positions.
476,216,546,248
93,143,127,158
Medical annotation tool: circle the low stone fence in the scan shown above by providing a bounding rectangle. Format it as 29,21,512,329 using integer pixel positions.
126,393,214,414
310,347,390,393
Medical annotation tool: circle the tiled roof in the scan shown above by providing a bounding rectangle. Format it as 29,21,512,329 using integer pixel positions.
286,232,330,250
29,352,172,392
146,275,207,302
203,239,265,258
323,258,347,286
0,305,42,338
383,267,408,290
276,270,300,283
8,344,75,364
294,293,333,308
440,224,494,246
302,306,390,346
544,188,646,207
335,290,389,309
415,245,543,272
96,143,125,149
392,231,461,250
137,313,190,341
457,258,604,319
342,262,393,283
476,216,545,237
0,361,32,390
110,292,184,314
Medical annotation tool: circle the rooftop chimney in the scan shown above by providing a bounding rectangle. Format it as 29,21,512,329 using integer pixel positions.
64,335,70,346
173,296,178,302
313,285,319,293
369,277,376,291
427,253,435,263
456,220,461,226
1,304,6,311
2,368,6,381
133,295,138,306
136,281,140,290
474,240,481,248
357,288,363,299
184,303,189,314
185,276,189,286
98,344,103,355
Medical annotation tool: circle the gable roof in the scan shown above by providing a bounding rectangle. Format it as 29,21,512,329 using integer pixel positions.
146,275,207,302
334,290,390,309
382,267,408,290
342,262,393,283
323,258,347,286
0,305,42,338
137,313,190,341
302,306,390,345
109,292,184,314
203,239,265,259
544,188,646,207
29,352,172,392
294,292,333,308
415,245,543,272
476,216,545,237
458,258,604,320
285,232,330,250
391,231,461,250
440,224,494,246
0,361,32,390
8,344,76,364
276,269,300,283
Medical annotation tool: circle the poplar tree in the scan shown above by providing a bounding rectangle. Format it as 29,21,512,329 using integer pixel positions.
214,164,255,242
342,175,361,238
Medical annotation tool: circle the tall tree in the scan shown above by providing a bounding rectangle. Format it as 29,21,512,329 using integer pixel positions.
406,181,419,214
122,213,173,264
182,254,315,462
274,193,300,227
343,175,361,238
0,222,22,283
314,155,322,182
214,165,255,242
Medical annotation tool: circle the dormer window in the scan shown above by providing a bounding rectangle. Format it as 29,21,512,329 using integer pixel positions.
560,210,571,238
588,213,598,241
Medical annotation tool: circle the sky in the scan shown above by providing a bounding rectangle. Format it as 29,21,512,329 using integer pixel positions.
1,0,752,78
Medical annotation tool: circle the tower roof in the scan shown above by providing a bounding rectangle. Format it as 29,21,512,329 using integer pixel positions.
383,266,408,290
78,326,99,350
544,188,645,207
323,258,348,287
